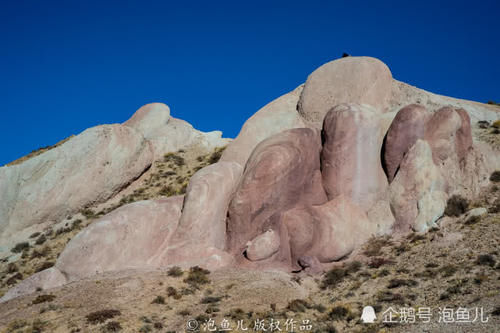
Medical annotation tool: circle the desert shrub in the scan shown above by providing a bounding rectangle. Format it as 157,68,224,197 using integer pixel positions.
86,309,121,324
151,295,165,304
104,321,122,332
478,120,490,129
387,279,418,289
200,296,222,304
164,153,185,167
29,232,41,239
158,185,176,197
177,309,191,316
363,236,393,257
205,305,220,314
32,294,56,304
195,314,209,323
492,119,500,128
444,195,468,217
345,261,362,274
492,306,500,316
11,242,30,253
287,299,311,312
476,254,496,267
31,246,51,259
6,272,23,285
492,128,500,134
6,262,18,273
368,257,394,268
321,267,347,289
425,262,439,268
207,147,226,164
489,198,500,213
328,305,354,321
183,266,210,288
226,308,247,320
35,261,54,273
81,208,95,219
139,325,152,332
313,304,327,313
35,234,47,245
377,291,405,304
166,286,181,299
490,171,500,182
167,266,183,277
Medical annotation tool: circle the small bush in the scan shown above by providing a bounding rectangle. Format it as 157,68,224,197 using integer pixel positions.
167,266,183,277
183,266,210,288
153,322,163,329
492,307,500,316
387,279,418,289
177,309,191,316
478,120,490,129
328,306,353,321
81,208,95,219
368,257,394,269
492,119,500,128
29,232,41,239
321,267,347,289
207,147,226,165
164,153,185,167
32,294,56,304
105,321,122,332
11,242,30,253
6,262,18,273
151,295,165,304
377,291,405,305
6,272,23,285
226,308,246,320
444,195,468,217
490,171,500,182
35,261,54,273
35,234,47,245
166,286,181,299
31,245,51,259
476,254,496,267
200,296,222,304
287,299,311,312
363,236,393,257
86,309,121,324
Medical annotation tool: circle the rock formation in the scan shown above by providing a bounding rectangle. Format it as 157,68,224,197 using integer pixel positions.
1,56,499,303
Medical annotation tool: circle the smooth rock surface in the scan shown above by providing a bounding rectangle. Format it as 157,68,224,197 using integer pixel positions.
383,104,430,182
226,128,326,256
0,267,67,303
221,85,306,167
389,140,447,232
56,196,184,281
321,104,388,211
298,56,393,125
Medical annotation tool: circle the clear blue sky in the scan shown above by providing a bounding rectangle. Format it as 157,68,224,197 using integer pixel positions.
1,0,499,165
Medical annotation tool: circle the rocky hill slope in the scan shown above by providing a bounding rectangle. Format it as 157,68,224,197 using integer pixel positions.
0,56,499,332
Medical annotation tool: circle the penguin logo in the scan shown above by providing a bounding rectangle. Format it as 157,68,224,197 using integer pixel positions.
361,306,376,323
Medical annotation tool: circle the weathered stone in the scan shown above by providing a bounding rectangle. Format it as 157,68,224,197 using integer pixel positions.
389,140,447,232
221,85,306,167
383,104,429,182
321,104,388,211
298,56,393,125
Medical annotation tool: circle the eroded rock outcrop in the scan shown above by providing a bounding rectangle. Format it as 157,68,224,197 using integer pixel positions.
321,104,388,211
298,56,393,126
220,85,306,167
226,128,327,257
0,124,153,249
56,196,184,281
383,104,429,182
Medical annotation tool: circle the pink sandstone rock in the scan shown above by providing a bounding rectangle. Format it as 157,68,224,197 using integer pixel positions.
383,104,430,182
298,56,393,126
226,128,327,258
389,140,447,232
56,196,184,281
161,162,242,269
0,267,67,303
321,103,388,211
220,85,306,167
